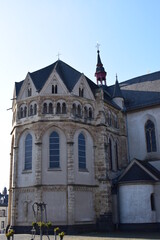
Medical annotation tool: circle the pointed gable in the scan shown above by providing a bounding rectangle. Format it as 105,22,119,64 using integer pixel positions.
118,159,160,183
72,74,95,100
17,73,38,100
15,59,98,98
55,60,82,92
29,62,57,92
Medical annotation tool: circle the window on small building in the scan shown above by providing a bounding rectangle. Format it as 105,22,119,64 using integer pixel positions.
24,134,32,170
150,193,155,211
145,120,157,152
1,221,4,229
0,210,5,217
49,131,60,168
78,133,86,169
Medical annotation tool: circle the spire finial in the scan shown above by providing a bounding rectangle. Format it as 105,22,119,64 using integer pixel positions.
116,73,118,81
56,51,61,60
96,42,100,52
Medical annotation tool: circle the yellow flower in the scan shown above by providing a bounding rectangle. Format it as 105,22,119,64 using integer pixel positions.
59,231,65,237
54,227,59,232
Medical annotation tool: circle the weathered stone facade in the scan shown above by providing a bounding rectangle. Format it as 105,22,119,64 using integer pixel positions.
8,57,128,233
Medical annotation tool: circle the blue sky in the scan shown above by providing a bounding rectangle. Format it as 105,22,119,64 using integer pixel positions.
0,0,160,192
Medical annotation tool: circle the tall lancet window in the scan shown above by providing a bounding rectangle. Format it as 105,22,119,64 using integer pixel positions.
109,138,112,170
49,131,60,168
78,133,86,169
24,134,32,170
145,120,157,152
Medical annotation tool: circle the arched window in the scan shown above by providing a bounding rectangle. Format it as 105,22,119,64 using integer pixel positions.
114,115,118,128
79,88,84,97
108,112,111,126
115,142,119,170
72,103,76,116
78,133,86,169
145,120,157,152
84,106,88,118
49,131,60,168
43,103,47,114
20,107,23,118
34,104,37,115
77,104,81,117
52,85,55,94
24,106,27,117
28,88,32,97
24,134,32,170
109,139,112,170
30,105,33,116
49,103,53,114
56,102,61,114
62,102,66,114
55,85,58,94
88,107,92,119
52,85,58,94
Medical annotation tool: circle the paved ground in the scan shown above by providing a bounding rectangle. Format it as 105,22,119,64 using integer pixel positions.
0,232,160,240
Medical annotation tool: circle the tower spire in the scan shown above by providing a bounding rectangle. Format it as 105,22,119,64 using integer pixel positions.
95,46,107,85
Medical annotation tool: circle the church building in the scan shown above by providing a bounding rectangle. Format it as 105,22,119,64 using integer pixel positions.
8,50,160,233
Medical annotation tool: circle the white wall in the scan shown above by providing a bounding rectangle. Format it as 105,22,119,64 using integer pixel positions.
75,191,94,222
127,107,160,161
119,183,156,223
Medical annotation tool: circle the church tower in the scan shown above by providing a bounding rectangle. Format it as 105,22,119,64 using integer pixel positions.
95,49,107,85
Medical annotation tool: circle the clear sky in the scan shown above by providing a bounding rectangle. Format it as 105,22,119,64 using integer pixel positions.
0,0,160,192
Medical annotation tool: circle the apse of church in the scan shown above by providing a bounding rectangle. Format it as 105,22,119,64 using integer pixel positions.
8,51,128,233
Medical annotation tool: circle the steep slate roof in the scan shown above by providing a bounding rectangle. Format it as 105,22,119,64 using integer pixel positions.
118,159,160,183
108,71,160,111
113,78,123,98
15,60,98,97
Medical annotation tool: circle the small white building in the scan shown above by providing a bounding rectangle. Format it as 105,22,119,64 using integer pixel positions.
0,189,8,233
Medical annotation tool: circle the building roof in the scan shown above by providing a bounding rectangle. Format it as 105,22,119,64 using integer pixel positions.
118,159,160,183
15,59,160,112
108,71,160,111
15,60,98,96
113,76,123,98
